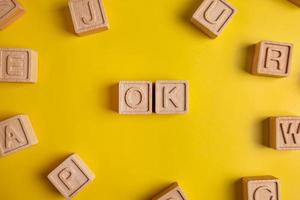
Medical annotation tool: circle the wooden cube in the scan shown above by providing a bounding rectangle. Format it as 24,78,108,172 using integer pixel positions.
119,81,152,114
155,81,189,114
269,116,300,150
68,0,109,36
289,0,300,6
47,154,95,199
252,41,293,77
0,0,25,29
152,182,188,200
0,115,38,157
0,48,38,83
191,0,236,38
242,176,280,200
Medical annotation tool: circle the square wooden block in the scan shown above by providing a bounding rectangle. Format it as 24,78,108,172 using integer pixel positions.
119,81,152,114
242,176,280,200
0,48,38,83
252,41,293,77
0,115,38,157
69,0,109,36
152,183,188,200
155,81,189,114
289,0,300,6
269,116,300,150
48,154,95,199
0,0,25,29
191,0,236,38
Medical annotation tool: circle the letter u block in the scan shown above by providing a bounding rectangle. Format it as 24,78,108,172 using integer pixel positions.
191,0,236,38
0,0,25,29
152,182,188,200
69,0,109,36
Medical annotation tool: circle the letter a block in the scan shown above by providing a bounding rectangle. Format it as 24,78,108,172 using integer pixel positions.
155,81,189,114
0,115,38,157
47,154,95,199
119,81,152,114
0,0,25,30
191,0,236,38
242,176,281,200
152,182,188,200
252,41,293,77
69,0,109,36
269,116,300,150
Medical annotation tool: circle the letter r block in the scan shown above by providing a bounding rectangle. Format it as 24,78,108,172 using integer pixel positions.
152,182,188,200
191,0,236,38
252,41,293,77
0,0,25,29
47,154,95,199
242,176,281,200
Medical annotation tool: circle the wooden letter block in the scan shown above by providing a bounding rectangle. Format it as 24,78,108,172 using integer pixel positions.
119,81,152,114
152,183,187,200
69,0,109,36
252,41,293,77
155,80,189,114
242,176,280,200
289,0,300,6
191,0,236,38
0,115,38,157
0,48,38,83
0,0,24,29
48,154,95,199
269,116,300,150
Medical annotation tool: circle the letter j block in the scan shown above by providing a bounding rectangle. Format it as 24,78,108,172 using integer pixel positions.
191,0,236,38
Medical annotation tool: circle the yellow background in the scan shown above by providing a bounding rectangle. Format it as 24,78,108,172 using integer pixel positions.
1,0,300,199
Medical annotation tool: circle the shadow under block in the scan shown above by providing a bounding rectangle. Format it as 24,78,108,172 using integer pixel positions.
289,0,300,6
47,154,95,199
68,0,109,36
0,115,38,157
191,0,236,38
251,41,293,77
242,176,281,200
0,48,38,83
155,80,189,114
0,0,25,29
152,182,188,200
269,116,300,150
119,81,152,114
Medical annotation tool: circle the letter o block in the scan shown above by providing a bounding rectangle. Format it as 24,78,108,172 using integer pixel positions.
119,81,152,114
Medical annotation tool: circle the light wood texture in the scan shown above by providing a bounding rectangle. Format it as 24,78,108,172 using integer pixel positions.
242,176,281,200
191,0,236,38
0,48,38,83
269,116,300,150
289,0,300,6
119,81,152,114
251,41,293,77
47,154,95,199
155,80,189,114
152,182,187,200
0,115,38,157
0,0,25,29
68,0,109,36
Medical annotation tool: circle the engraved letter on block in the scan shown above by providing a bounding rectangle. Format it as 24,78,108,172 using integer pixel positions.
0,0,25,29
152,182,188,200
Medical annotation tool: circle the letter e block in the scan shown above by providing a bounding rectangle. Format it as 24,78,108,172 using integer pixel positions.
0,115,38,157
191,0,236,38
252,41,293,77
155,81,189,114
152,182,188,200
242,176,281,200
119,81,152,114
47,154,95,199
0,0,25,29
69,0,109,36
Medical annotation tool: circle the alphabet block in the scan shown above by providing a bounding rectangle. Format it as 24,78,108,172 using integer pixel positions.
252,41,293,77
242,176,281,200
0,48,38,83
152,182,188,200
0,0,25,29
0,115,38,157
155,81,189,114
47,154,95,199
191,0,236,38
289,0,300,6
68,0,109,36
119,81,152,114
